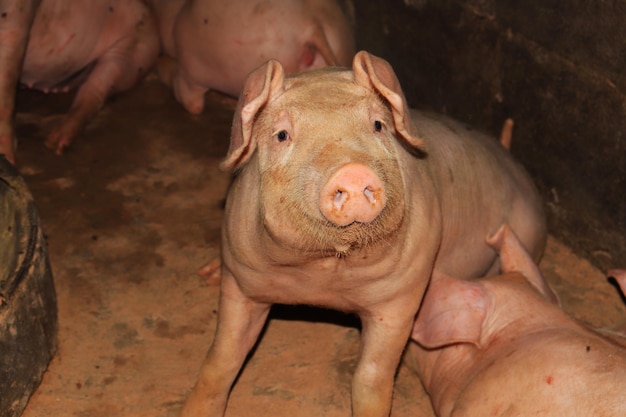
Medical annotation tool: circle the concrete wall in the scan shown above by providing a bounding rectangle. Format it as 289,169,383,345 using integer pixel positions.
354,0,626,271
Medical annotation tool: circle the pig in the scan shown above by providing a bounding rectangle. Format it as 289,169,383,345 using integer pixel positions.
0,0,159,163
178,51,546,417
148,0,355,114
409,224,626,417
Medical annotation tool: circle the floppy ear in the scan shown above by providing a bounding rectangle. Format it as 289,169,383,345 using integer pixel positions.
487,224,560,305
220,60,286,172
412,273,489,349
352,50,426,152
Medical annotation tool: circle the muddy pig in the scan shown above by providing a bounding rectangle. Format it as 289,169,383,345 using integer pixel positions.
409,225,626,417
149,0,355,114
0,0,159,163
178,51,545,417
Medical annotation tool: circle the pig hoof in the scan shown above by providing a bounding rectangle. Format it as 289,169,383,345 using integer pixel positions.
198,259,221,285
320,163,386,226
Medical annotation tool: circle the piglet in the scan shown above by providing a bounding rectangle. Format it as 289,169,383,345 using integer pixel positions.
0,0,159,162
409,225,626,417
178,51,545,417
149,0,355,114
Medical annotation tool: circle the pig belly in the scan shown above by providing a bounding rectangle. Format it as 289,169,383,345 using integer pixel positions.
20,0,142,90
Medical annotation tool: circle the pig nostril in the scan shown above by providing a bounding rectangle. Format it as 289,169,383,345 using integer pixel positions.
333,189,348,209
320,163,387,226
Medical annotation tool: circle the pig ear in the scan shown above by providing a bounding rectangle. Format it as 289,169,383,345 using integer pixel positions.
412,273,489,349
352,51,426,152
487,224,560,305
220,60,286,172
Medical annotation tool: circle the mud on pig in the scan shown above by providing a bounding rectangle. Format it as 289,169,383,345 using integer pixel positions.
0,0,159,163
409,225,626,417
178,51,546,417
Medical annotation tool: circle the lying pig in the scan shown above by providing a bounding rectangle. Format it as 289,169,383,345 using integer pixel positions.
409,225,626,417
149,0,355,114
178,51,545,417
0,0,159,163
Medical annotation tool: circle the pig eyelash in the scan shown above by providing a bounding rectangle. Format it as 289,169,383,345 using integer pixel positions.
276,130,290,142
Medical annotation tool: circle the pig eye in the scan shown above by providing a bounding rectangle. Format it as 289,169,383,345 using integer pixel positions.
374,120,383,132
276,130,289,142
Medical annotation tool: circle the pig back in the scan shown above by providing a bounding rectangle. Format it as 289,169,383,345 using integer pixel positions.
409,109,546,278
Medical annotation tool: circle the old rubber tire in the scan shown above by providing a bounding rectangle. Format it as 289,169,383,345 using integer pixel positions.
0,156,57,417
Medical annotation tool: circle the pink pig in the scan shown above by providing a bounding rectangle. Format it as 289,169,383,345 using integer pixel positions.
409,225,626,417
178,51,546,417
149,0,356,114
0,0,159,163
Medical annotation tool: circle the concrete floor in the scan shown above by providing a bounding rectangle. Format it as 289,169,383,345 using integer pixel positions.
12,76,626,417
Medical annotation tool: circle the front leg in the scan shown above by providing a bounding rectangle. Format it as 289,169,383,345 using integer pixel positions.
179,270,271,417
352,302,418,417
0,0,40,164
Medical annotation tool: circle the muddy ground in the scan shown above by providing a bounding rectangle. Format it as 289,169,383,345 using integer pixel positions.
12,76,626,417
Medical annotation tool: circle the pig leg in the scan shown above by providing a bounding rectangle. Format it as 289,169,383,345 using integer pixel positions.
0,0,40,164
179,271,271,417
45,12,158,154
171,67,208,115
156,56,222,112
352,303,417,417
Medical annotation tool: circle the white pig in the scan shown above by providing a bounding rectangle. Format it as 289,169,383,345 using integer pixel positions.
0,0,159,162
409,225,626,417
178,51,546,417
149,0,355,114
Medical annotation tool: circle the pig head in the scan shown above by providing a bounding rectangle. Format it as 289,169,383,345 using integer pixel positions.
409,225,626,417
178,51,546,417
0,0,159,163
149,0,356,114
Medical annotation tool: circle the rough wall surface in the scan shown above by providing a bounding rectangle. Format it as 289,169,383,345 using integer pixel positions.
354,0,626,271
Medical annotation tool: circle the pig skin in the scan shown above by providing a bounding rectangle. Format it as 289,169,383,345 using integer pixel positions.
148,0,355,114
0,0,159,163
178,51,546,417
409,225,626,417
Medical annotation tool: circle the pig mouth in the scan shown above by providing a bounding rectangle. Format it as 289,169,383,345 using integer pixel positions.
325,215,402,256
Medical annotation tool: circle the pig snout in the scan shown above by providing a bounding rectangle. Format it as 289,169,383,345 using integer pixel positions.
320,163,387,227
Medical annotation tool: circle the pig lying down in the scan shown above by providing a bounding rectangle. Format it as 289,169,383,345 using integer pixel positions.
0,0,159,163
409,225,626,417
149,0,355,114
179,51,545,417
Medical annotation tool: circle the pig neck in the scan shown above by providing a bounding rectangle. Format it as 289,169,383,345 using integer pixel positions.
415,284,581,415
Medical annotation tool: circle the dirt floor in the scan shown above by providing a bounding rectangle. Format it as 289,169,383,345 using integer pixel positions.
11,76,626,417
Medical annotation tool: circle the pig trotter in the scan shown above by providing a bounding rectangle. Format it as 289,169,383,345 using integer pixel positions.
179,272,271,417
44,117,81,155
197,259,221,285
